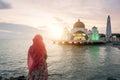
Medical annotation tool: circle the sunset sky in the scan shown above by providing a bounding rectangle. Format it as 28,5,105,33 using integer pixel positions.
0,0,120,34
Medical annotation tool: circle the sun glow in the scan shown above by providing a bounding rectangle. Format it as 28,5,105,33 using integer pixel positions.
49,25,64,40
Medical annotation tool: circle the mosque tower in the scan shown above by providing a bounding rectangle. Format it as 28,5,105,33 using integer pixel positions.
106,15,112,40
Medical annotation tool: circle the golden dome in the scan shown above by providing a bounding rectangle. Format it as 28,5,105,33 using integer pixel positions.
73,19,85,28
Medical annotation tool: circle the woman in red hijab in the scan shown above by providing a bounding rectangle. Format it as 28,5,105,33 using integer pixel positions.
27,34,48,80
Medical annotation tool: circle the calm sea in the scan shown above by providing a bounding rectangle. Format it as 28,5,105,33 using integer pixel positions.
0,39,120,80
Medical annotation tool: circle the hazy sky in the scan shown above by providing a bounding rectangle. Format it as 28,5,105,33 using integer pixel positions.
0,0,120,33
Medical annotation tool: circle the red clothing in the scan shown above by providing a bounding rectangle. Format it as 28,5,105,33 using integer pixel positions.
27,58,48,80
27,35,48,80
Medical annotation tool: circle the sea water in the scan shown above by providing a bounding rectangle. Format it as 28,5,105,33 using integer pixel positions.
0,39,120,80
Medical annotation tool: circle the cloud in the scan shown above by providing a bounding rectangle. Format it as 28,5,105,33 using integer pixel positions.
0,0,119,33
0,0,11,9
0,29,13,33
0,22,45,39
37,0,120,18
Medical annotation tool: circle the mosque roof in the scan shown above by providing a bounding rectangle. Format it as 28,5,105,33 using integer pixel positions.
73,19,85,28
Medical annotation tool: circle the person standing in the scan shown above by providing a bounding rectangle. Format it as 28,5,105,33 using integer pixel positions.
27,34,48,80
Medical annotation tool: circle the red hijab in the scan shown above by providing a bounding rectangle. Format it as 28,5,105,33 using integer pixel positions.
28,34,47,74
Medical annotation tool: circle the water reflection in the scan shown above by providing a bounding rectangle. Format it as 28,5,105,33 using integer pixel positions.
105,46,120,64
89,46,100,61
1,39,120,80
70,46,88,80
52,45,120,80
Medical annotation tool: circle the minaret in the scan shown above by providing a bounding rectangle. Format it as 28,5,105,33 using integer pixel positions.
106,15,112,40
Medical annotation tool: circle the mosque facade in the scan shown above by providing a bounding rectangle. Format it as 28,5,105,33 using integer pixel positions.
63,19,99,41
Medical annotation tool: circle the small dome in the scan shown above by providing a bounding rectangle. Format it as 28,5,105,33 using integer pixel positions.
73,19,85,28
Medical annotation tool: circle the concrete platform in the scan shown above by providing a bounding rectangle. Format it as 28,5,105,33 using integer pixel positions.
53,40,106,45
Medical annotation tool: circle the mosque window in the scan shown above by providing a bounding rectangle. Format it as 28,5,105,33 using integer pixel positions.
72,31,88,40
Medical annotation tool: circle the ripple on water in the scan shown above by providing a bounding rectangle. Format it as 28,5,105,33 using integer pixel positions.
0,40,120,80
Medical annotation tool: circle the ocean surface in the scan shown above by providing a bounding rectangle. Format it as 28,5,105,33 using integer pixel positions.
0,39,120,80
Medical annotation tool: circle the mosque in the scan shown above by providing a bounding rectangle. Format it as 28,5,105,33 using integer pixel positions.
62,19,99,41
54,16,114,45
